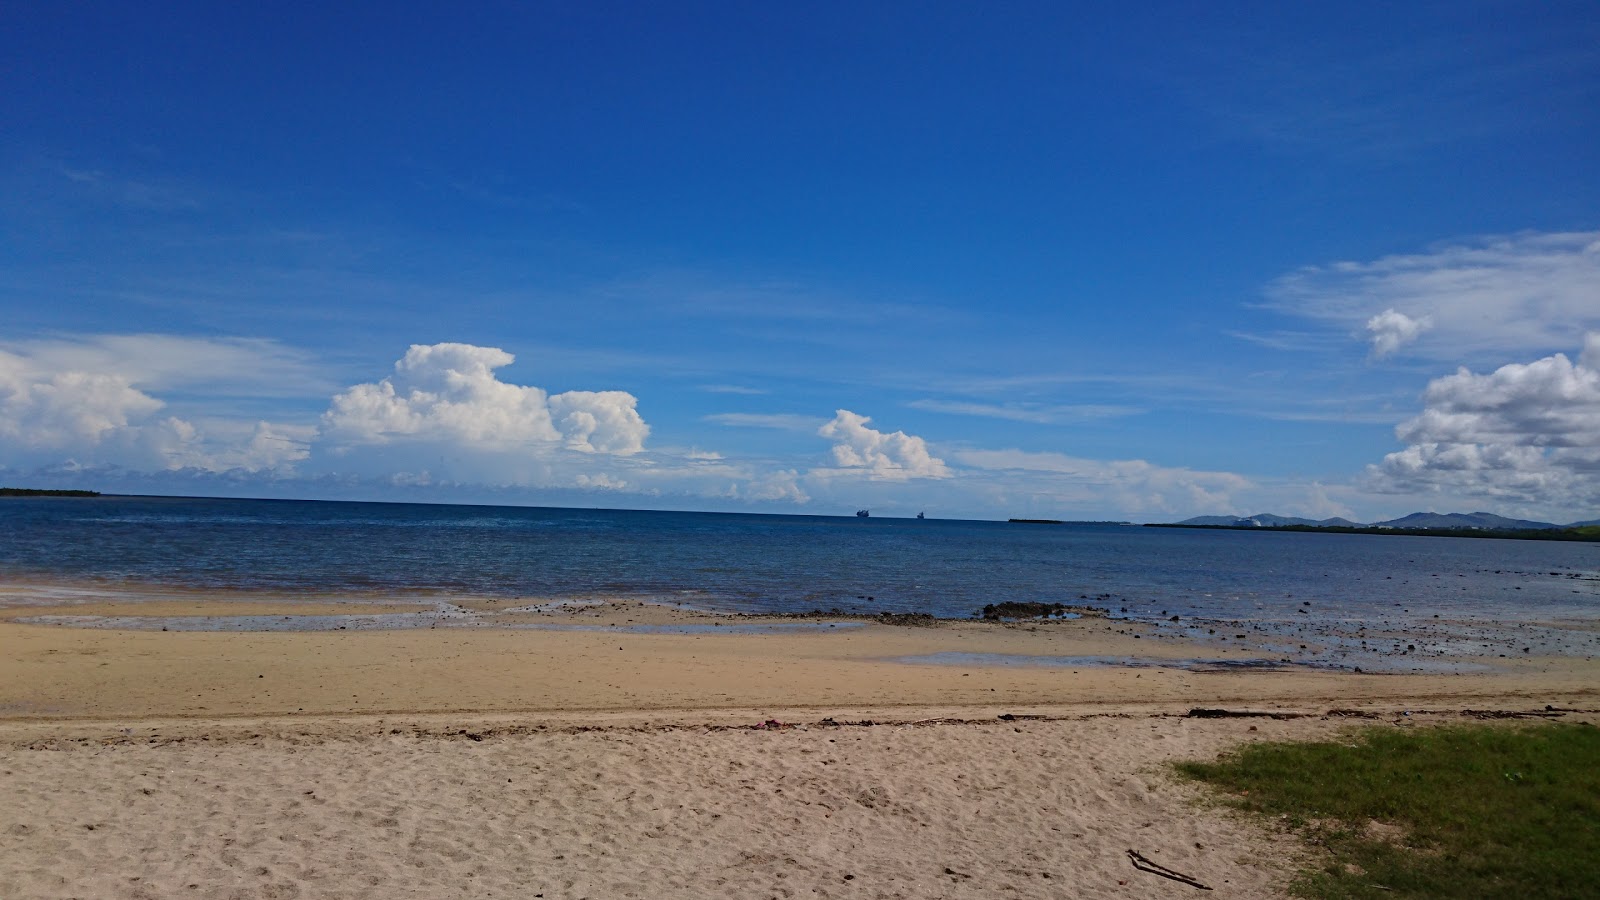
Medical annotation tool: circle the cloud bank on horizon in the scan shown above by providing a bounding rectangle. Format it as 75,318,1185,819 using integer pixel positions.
0,338,1270,518
7,320,1600,521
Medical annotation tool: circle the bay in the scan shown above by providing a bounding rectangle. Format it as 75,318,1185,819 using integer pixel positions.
3,495,1597,670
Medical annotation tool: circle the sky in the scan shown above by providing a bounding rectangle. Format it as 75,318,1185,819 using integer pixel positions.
3,1,1599,522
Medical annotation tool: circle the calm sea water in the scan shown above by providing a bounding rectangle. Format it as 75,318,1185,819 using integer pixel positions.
3,495,1597,669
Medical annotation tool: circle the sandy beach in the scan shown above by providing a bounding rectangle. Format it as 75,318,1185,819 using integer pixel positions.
10,1,1598,894
3,591,1596,899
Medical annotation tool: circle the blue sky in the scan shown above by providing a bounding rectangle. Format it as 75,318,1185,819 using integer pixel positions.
3,2,1599,521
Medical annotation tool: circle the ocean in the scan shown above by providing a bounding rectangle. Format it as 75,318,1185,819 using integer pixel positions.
3,495,1597,671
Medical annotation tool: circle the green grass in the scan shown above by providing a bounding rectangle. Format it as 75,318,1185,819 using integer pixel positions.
1174,723,1600,899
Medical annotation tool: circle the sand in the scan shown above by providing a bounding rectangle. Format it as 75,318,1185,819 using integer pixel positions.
2,590,1596,899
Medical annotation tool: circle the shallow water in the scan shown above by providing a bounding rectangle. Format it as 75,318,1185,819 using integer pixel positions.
12,612,866,636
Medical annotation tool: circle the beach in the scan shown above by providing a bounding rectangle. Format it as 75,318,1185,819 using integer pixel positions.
3,592,1596,899
9,3,1599,894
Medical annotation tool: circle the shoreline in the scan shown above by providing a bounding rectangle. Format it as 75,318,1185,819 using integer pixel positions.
6,698,1595,745
4,578,1596,668
3,589,1595,729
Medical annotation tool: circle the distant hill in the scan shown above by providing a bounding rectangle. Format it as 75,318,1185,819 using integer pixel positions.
1176,513,1360,528
1174,510,1584,530
1370,511,1561,530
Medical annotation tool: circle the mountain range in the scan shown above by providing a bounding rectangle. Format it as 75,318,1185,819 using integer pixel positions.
1175,511,1600,530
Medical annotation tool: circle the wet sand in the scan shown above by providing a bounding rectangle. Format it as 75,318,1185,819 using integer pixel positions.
2,588,1596,899
2,593,1594,722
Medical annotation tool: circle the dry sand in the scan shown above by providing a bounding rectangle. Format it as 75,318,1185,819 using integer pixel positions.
2,591,1596,899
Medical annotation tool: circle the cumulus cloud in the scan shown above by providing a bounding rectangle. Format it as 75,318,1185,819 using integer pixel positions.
1365,309,1431,358
321,343,647,455
1369,335,1600,508
1581,332,1600,371
1269,231,1600,360
0,346,308,473
548,391,648,454
0,352,163,448
0,337,690,497
817,410,949,479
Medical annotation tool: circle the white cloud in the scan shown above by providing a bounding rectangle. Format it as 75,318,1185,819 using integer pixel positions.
1364,309,1431,358
0,335,1324,519
1296,482,1357,522
907,399,1142,423
1224,329,1342,353
322,344,557,446
1397,352,1600,450
321,343,647,455
181,420,316,472
0,334,329,397
0,352,164,448
817,410,949,479
116,417,313,474
548,391,648,455
954,449,1251,515
0,345,309,474
1269,231,1600,360
1581,332,1600,371
728,469,809,503
1368,335,1600,509
575,473,628,490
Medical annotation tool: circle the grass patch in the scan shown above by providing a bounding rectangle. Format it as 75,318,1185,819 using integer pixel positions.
1174,723,1600,899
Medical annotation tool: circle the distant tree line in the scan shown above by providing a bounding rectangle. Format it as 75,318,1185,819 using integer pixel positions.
1148,522,1600,542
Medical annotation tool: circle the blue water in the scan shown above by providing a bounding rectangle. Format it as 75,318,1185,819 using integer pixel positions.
3,495,1598,668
